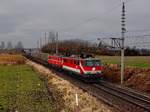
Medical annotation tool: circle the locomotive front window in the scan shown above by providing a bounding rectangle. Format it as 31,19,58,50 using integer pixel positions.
94,60,101,66
84,60,101,66
85,60,94,66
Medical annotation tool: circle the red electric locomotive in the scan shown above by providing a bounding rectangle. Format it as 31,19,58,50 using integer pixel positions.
48,55,103,80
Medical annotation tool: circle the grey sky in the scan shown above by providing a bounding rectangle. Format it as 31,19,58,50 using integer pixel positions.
0,0,150,48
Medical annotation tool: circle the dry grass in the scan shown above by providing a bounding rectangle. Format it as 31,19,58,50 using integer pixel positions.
103,65,150,82
27,60,113,112
125,71,150,93
103,65,150,94
0,54,25,65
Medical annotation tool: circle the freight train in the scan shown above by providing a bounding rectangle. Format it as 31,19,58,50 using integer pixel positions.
25,50,103,81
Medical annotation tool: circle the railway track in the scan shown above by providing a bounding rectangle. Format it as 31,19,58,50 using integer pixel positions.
93,82,150,111
25,55,150,112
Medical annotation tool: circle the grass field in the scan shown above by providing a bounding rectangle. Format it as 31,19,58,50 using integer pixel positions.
0,54,25,65
0,65,54,112
97,56,150,68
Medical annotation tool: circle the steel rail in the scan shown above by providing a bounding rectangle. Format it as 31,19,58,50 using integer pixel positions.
25,55,150,112
93,83,150,111
100,81,150,104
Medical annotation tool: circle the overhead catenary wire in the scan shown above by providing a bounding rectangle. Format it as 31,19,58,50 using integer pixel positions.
46,0,136,41
58,0,135,33
55,0,138,44
46,0,149,49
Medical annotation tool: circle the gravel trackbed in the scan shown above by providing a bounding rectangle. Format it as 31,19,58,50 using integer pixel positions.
27,60,113,112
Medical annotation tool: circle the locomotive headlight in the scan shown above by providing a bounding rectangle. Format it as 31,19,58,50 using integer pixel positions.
92,67,96,71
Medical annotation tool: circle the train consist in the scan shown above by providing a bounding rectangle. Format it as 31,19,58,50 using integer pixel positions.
48,55,103,79
26,50,103,81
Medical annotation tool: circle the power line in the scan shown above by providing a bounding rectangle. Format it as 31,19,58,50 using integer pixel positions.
96,34,150,39
58,0,132,33
126,29,150,33
128,41,150,45
56,0,136,41
126,34,150,38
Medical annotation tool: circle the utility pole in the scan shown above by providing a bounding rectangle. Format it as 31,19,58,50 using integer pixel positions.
56,32,58,54
37,40,40,53
48,32,50,43
97,2,126,84
40,38,42,49
37,40,39,49
121,2,126,84
45,32,47,46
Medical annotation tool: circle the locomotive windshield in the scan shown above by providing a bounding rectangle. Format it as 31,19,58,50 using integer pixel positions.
84,60,101,66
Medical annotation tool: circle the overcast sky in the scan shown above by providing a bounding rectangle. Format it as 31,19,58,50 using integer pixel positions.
0,0,150,48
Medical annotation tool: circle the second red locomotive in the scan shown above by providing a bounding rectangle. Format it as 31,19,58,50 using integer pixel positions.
48,55,103,79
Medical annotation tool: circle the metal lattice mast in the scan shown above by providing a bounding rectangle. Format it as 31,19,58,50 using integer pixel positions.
121,2,126,84
56,32,58,54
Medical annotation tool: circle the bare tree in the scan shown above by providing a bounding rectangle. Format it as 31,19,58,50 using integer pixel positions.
7,41,13,50
1,41,5,49
49,31,56,43
15,41,24,50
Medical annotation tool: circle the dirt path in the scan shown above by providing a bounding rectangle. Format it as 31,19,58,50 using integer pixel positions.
26,60,114,112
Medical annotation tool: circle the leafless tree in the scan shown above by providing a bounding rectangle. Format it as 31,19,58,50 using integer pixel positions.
0,41,5,49
15,41,24,50
7,41,13,50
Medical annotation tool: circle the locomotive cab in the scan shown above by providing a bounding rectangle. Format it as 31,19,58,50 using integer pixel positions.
80,58,103,78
